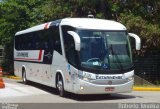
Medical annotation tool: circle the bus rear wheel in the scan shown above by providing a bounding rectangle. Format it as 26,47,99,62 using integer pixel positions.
22,69,28,84
56,74,66,97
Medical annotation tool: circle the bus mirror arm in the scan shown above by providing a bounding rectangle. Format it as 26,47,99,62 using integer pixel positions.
67,31,81,51
128,33,141,50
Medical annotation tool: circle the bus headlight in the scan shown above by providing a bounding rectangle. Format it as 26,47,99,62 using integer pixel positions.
78,71,96,82
127,76,134,82
83,73,92,81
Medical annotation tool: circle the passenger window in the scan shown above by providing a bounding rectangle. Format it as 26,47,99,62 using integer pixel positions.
15,25,62,54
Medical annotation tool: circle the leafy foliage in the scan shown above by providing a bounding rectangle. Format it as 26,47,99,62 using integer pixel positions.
0,0,45,73
0,0,160,73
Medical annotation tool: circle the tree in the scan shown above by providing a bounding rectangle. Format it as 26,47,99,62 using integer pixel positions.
0,0,160,74
0,0,45,73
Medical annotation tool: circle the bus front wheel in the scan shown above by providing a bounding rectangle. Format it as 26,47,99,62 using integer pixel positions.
56,74,66,97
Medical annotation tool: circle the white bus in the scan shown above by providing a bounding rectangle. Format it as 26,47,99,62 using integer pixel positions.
14,18,141,97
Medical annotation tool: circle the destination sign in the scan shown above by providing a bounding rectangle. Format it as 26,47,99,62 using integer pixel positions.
96,75,122,80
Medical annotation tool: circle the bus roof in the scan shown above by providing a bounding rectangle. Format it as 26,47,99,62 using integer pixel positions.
15,18,126,36
61,18,126,30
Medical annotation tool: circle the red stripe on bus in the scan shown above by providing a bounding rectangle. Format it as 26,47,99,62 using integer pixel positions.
14,50,43,61
38,50,43,61
14,58,39,61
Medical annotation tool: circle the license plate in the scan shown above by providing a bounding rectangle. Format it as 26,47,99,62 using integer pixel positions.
105,87,115,91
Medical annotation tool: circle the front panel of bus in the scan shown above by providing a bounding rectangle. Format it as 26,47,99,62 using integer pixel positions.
63,27,134,94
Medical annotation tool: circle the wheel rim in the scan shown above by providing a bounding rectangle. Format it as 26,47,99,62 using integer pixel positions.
23,71,26,83
57,75,64,96
58,80,63,93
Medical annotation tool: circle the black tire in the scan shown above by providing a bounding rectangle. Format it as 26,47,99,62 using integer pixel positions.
22,69,28,85
56,74,66,97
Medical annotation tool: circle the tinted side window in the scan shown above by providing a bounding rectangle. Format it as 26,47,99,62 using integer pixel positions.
51,26,62,54
62,26,77,67
15,26,62,54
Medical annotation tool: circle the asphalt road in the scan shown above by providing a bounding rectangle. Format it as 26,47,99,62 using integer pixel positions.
0,78,160,109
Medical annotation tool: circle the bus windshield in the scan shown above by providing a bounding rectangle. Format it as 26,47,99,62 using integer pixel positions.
78,30,132,71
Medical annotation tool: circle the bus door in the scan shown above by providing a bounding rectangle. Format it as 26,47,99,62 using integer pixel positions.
66,64,79,91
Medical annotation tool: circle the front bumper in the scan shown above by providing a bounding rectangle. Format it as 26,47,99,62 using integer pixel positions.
73,79,133,94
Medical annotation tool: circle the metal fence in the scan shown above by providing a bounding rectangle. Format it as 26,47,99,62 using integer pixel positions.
133,50,160,85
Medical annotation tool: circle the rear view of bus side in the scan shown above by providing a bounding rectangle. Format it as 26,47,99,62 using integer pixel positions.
14,18,141,97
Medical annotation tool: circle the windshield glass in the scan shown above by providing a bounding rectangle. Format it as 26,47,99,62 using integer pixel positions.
78,30,132,71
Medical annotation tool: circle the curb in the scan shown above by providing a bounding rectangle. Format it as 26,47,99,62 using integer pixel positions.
9,76,22,80
4,76,22,80
133,87,160,91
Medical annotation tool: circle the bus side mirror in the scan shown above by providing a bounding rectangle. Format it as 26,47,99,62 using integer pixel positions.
67,31,81,51
128,33,141,50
